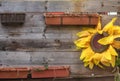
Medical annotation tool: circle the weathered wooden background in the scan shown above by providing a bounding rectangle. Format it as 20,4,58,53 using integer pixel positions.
0,0,120,81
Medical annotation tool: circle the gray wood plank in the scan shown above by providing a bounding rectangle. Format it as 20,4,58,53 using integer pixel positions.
0,51,81,65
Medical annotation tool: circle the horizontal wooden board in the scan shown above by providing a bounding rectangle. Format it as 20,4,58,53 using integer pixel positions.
0,51,80,65
0,76,114,81
0,1,119,79
0,51,115,76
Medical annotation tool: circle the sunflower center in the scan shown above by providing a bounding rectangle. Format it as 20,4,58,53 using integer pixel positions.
90,33,109,53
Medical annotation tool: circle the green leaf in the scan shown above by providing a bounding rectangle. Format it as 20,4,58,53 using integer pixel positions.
116,58,120,67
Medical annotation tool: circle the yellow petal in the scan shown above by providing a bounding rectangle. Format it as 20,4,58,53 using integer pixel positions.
96,16,101,31
89,62,94,69
80,47,94,61
108,45,118,56
94,53,103,60
101,54,109,62
92,53,103,65
76,47,81,50
110,56,116,67
113,26,120,35
88,29,96,34
74,36,91,48
104,50,111,60
113,35,120,39
103,17,117,35
76,31,90,38
101,61,110,67
97,64,104,69
94,59,99,65
84,62,89,67
82,28,96,34
97,30,103,34
101,54,110,66
112,40,120,49
80,48,89,60
83,51,95,62
98,35,114,45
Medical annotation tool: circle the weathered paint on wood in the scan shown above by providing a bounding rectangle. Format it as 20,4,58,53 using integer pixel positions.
0,0,119,80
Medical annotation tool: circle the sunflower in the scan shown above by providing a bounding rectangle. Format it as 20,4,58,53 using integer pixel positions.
74,17,120,69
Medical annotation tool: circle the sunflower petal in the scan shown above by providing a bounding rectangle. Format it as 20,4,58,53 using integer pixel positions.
110,56,116,67
87,29,96,34
103,17,117,35
80,47,94,61
112,40,120,49
89,62,94,69
82,28,96,34
101,61,111,66
98,35,114,45
80,47,90,60
92,53,103,65
96,16,101,30
83,53,95,62
104,50,112,60
113,35,120,39
101,55,110,66
109,45,118,56
76,31,90,38
98,30,103,34
101,54,109,62
98,64,104,69
113,26,120,35
74,36,91,48
94,60,99,65
84,62,89,67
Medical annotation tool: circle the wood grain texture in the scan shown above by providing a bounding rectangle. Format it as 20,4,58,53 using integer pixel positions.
0,51,114,77
0,0,119,79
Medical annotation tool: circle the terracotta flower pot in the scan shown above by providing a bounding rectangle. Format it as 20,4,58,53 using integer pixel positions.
0,67,29,79
0,13,26,26
31,66,70,78
44,12,64,25
44,12,99,26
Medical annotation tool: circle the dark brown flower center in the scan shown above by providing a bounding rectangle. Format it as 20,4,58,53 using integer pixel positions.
90,33,109,53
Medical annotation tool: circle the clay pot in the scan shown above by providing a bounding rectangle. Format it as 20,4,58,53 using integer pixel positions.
31,66,70,78
44,12,99,26
0,67,29,79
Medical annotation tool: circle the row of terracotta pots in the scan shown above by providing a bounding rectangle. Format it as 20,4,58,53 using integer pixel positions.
0,66,69,79
0,12,99,26
44,12,99,26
